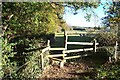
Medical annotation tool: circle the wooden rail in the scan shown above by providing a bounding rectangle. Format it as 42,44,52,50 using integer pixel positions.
49,48,65,50
49,57,63,61
64,54,89,60
67,42,99,45
64,55,81,59
66,31,98,34
63,48,93,53
55,31,99,35
47,54,67,57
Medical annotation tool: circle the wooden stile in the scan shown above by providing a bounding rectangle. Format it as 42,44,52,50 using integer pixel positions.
43,31,100,68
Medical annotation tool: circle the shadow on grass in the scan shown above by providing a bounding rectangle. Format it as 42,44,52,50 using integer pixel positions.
66,51,109,67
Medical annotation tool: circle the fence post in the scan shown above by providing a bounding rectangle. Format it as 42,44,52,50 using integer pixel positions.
60,50,66,68
60,60,64,68
47,40,50,47
41,40,50,70
114,41,118,62
94,39,97,52
64,31,68,50
41,53,44,70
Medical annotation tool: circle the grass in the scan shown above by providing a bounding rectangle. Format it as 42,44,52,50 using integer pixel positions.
51,34,94,49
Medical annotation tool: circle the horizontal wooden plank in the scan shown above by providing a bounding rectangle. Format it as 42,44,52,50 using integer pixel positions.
63,48,93,53
64,55,81,59
64,54,90,60
66,31,98,34
49,57,63,61
67,42,99,45
47,54,67,57
67,42,93,45
83,48,94,51
49,48,65,50
42,46,50,53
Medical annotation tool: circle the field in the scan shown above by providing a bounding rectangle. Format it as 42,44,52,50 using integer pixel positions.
51,34,95,49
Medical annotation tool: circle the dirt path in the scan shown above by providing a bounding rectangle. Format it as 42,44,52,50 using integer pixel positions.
40,61,97,80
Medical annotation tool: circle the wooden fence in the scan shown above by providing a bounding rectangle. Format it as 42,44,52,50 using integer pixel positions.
48,31,99,67
63,30,98,51
41,31,119,68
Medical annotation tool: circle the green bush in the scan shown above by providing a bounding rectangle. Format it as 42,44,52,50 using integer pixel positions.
96,32,117,46
97,61,120,80
2,34,50,79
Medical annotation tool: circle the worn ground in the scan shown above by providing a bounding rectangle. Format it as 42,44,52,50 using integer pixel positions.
39,56,105,80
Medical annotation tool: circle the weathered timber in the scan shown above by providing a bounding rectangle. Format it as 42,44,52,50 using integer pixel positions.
63,48,93,53
67,42,99,45
42,46,50,53
49,48,65,50
47,54,67,57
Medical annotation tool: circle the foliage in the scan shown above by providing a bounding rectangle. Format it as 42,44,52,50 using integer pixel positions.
1,2,100,79
1,37,17,79
102,1,120,34
102,1,120,26
97,46,115,57
66,2,99,11
97,61,120,80
2,2,64,36
96,32,117,58
1,37,50,79
96,32,117,46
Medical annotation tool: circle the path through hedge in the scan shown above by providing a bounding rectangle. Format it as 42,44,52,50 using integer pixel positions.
39,59,98,80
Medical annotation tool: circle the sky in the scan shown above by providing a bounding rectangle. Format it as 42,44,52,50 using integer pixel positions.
63,0,112,27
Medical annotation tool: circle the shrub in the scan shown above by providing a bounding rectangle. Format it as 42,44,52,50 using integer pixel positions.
96,61,120,79
2,34,50,79
96,32,117,46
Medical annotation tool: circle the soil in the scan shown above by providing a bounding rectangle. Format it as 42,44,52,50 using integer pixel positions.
39,60,98,80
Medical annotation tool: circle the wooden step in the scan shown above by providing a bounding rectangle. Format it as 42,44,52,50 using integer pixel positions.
49,57,63,61
63,48,93,53
47,54,67,57
64,55,81,59
64,54,89,60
